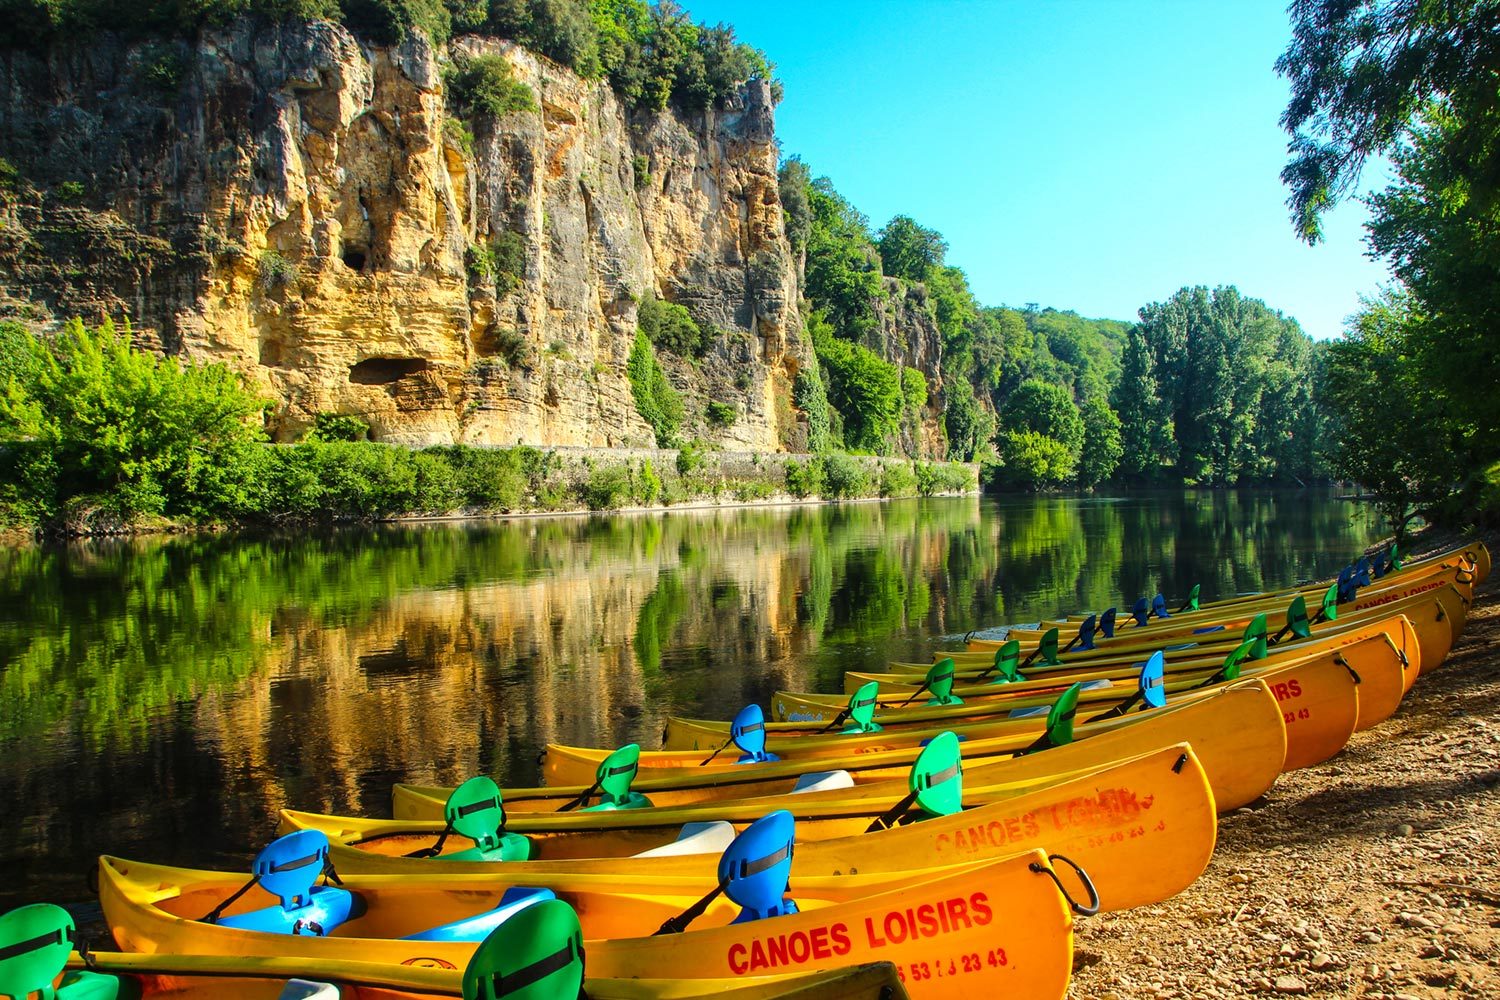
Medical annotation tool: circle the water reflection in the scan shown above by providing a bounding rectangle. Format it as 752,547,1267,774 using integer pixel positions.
0,491,1380,906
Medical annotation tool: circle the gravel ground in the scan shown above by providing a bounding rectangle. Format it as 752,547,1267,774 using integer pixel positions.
1069,534,1500,999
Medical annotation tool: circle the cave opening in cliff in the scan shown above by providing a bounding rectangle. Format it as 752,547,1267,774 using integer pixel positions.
349,357,430,385
341,247,368,272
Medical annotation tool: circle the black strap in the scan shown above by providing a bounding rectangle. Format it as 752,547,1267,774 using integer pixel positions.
866,789,921,833
1334,653,1362,684
321,857,343,887
736,842,792,878
699,737,734,766
653,881,726,935
1087,690,1140,724
457,796,502,819
557,780,601,812
817,704,855,733
0,927,70,962
201,875,261,924
404,823,454,859
897,681,932,708
491,940,582,995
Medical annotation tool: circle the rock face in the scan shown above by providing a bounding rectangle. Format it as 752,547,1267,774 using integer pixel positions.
0,21,807,448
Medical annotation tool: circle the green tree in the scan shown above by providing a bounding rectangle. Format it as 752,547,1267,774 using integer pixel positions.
1078,396,1123,488
811,321,902,453
0,319,266,522
876,215,947,283
1112,326,1173,479
999,379,1083,453
1276,0,1500,242
994,429,1076,489
801,176,882,337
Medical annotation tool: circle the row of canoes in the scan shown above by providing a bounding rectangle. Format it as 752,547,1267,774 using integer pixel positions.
8,539,1486,1000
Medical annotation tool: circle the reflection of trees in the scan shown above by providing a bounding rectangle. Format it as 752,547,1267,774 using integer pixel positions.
0,491,1381,910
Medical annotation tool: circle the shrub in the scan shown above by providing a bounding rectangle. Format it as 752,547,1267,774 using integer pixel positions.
632,154,652,190
637,295,707,356
901,367,928,411
581,463,632,510
466,231,526,296
915,461,976,496
638,459,661,506
449,54,536,119
783,457,824,498
811,321,901,453
705,400,736,428
0,318,265,525
443,116,475,156
136,43,188,95
341,0,454,45
627,331,683,447
731,479,775,502
793,364,833,452
54,181,86,203
879,461,918,498
307,412,370,442
820,452,872,499
437,446,526,510
258,250,298,293
675,438,706,476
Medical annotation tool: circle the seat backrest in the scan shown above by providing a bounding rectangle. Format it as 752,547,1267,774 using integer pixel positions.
1099,607,1117,638
1037,627,1060,665
1320,582,1339,622
0,903,75,1000
990,640,1023,683
908,731,963,818
594,744,641,804
730,705,770,761
253,830,333,912
446,777,507,854
718,811,797,922
1219,638,1256,680
1075,613,1097,651
1139,651,1167,709
924,659,957,702
1285,595,1311,639
844,681,881,733
1150,594,1171,619
1130,597,1150,627
462,898,584,1000
1044,683,1083,746
1183,584,1201,611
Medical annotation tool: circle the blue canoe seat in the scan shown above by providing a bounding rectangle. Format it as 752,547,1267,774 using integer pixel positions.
730,705,780,764
790,770,855,794
403,887,555,943
632,821,737,858
216,830,361,937
721,811,798,924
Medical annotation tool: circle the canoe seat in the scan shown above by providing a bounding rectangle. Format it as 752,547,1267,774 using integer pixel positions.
216,831,361,938
632,821,737,858
0,904,120,999
791,770,855,794
278,981,340,1000
403,887,555,943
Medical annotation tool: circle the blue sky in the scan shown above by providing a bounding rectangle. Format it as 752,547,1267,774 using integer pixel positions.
680,0,1391,340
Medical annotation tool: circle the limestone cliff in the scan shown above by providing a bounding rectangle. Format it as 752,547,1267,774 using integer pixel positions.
0,20,805,449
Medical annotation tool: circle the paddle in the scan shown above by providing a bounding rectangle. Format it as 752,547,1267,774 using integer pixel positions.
865,731,964,832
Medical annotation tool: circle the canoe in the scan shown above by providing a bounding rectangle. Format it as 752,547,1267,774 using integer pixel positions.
660,617,1418,750
518,680,1288,812
1034,542,1481,635
836,619,1417,733
762,648,1360,773
98,848,1078,999
738,637,1383,771
953,585,1460,683
310,744,1216,913
59,950,910,999
1000,563,1469,659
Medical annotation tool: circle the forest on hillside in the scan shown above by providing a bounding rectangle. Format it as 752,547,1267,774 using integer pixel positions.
777,161,1332,490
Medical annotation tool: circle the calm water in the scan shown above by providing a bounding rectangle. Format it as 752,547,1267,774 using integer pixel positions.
0,491,1381,907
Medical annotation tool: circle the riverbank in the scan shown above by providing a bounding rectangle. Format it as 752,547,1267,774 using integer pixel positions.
1,441,979,539
1070,530,1500,999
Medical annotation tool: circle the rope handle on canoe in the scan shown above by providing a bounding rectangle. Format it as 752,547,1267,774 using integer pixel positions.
1030,854,1100,916
1333,653,1362,684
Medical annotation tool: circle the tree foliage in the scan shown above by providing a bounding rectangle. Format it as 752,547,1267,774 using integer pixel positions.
626,329,682,447
810,315,902,454
876,215,947,283
1276,0,1500,242
637,294,706,356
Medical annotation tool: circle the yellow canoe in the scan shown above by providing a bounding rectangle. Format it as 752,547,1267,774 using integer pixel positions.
522,680,1288,812
328,744,1216,913
99,850,1078,999
1032,541,1483,635
64,950,909,999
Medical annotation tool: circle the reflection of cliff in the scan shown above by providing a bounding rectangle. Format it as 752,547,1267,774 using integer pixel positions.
0,493,1384,910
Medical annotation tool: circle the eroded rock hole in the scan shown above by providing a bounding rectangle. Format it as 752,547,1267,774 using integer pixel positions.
349,357,429,385
342,248,368,271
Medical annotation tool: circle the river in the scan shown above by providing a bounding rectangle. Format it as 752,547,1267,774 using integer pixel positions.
0,490,1381,908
